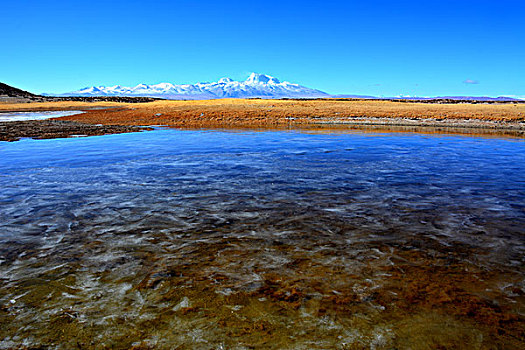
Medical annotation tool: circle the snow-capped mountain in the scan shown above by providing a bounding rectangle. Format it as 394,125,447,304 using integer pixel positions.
60,73,329,99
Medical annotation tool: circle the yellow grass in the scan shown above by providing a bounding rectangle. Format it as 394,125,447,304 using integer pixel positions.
1,99,524,127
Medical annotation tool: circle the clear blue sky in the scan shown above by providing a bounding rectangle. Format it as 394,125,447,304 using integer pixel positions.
2,0,524,97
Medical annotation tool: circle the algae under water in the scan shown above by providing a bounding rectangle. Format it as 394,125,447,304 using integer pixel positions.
0,128,524,349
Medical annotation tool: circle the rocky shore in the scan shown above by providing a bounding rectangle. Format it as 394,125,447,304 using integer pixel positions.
0,120,152,142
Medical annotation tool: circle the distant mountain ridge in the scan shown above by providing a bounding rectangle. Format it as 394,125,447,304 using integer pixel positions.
2,78,522,102
56,73,330,99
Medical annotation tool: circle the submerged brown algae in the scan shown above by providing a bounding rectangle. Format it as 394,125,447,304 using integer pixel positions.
0,128,524,349
1,209,523,349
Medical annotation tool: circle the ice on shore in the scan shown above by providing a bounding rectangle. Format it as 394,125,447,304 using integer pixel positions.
0,110,84,122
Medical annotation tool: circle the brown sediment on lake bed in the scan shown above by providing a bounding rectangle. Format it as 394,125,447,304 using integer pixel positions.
2,225,523,348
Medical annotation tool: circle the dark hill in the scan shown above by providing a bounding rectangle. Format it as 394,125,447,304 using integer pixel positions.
0,82,40,99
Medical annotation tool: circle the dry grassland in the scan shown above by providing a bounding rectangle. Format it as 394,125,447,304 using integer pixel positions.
1,99,524,129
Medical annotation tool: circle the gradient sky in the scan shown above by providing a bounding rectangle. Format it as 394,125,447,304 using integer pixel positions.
2,0,524,97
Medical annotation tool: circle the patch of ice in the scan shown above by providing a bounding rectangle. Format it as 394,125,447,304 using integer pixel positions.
0,110,84,122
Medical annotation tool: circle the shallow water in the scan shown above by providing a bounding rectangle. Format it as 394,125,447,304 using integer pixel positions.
0,110,84,122
0,128,524,349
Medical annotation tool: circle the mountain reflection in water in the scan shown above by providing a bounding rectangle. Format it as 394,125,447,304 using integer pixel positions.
0,128,524,349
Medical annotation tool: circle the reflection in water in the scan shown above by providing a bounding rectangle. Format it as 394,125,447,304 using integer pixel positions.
0,129,524,349
303,123,525,138
172,123,525,139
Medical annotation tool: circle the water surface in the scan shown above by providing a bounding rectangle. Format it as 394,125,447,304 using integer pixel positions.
0,128,524,349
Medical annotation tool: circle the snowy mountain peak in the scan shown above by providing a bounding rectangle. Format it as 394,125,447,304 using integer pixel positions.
245,73,280,85
218,77,234,84
61,74,329,100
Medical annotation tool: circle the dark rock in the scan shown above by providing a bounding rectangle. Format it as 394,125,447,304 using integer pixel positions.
0,120,153,142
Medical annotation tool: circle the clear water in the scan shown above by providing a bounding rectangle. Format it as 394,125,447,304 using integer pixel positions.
0,128,524,349
0,110,84,122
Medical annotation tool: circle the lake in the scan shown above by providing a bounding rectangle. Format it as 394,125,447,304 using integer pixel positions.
0,128,524,349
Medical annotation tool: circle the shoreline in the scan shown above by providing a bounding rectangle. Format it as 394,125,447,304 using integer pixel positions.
312,116,525,134
0,120,151,142
1,99,524,140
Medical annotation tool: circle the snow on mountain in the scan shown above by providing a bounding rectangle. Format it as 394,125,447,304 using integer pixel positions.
61,73,330,99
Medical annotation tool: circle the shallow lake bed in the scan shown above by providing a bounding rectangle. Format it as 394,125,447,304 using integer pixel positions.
0,128,523,349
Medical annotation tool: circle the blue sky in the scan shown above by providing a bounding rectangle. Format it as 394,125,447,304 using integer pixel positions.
2,0,524,97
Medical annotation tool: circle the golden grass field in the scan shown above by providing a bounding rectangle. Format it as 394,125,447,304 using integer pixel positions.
1,99,524,128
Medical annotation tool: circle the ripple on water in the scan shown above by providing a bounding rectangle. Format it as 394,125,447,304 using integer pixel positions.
0,128,524,349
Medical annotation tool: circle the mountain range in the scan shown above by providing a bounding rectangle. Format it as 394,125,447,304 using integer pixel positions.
58,73,330,100
3,74,522,101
